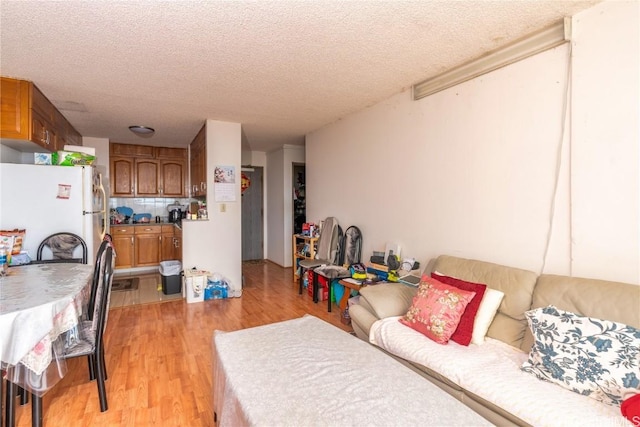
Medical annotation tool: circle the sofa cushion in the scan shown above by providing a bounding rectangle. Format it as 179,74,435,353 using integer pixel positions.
370,316,628,426
358,282,416,319
524,274,640,352
432,255,537,349
522,305,640,406
431,272,487,346
400,277,476,344
471,288,504,345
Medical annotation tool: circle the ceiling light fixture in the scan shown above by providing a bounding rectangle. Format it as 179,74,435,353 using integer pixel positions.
413,18,571,100
128,125,155,137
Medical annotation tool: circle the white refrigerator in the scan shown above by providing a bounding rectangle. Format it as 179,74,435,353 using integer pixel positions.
0,163,108,264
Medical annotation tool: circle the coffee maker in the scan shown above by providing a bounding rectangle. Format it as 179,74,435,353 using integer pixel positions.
167,202,186,224
169,208,182,223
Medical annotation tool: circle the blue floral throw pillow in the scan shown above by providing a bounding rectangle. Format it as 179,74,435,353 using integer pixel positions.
522,305,640,406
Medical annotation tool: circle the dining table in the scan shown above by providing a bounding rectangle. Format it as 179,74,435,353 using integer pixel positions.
0,262,94,426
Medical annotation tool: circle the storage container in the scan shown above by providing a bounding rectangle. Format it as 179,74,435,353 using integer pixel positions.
159,260,182,295
184,269,210,303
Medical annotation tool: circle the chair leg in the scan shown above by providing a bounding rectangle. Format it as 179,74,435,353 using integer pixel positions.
31,394,43,427
312,272,318,303
298,268,304,294
101,346,108,381
95,352,108,412
88,355,96,381
5,381,16,427
328,282,332,313
18,386,28,405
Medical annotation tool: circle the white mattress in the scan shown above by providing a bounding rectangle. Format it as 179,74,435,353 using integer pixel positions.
213,315,493,427
370,316,632,427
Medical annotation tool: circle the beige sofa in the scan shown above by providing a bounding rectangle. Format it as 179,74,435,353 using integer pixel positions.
349,255,640,426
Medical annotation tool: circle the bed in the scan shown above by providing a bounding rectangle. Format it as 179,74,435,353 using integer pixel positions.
212,315,491,426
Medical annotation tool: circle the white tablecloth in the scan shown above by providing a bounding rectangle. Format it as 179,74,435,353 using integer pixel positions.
213,315,492,426
0,263,93,394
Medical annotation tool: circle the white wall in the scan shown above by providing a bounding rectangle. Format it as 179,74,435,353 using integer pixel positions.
82,136,110,178
266,144,305,267
569,0,639,282
305,0,639,285
182,119,243,295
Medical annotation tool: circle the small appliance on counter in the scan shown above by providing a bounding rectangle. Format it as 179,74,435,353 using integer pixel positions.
167,202,187,224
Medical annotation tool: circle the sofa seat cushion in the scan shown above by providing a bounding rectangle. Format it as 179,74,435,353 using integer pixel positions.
370,317,629,427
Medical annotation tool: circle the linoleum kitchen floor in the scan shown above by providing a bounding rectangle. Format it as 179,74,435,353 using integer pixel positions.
109,272,182,308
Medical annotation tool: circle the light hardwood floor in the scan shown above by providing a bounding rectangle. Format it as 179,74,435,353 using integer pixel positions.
9,261,350,426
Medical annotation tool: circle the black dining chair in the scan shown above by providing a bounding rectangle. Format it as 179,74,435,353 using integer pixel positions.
24,245,115,424
34,232,88,264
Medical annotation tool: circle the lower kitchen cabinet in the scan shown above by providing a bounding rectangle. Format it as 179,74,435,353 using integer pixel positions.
111,226,134,269
134,225,161,267
112,224,182,269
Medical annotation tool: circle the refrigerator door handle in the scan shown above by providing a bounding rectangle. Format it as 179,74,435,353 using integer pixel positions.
96,173,107,240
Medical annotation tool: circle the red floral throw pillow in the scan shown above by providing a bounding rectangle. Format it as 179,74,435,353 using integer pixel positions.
431,272,487,346
399,277,476,344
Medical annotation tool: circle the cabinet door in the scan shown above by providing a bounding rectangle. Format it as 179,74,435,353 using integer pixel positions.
110,142,154,158
189,124,206,197
30,110,56,151
112,233,134,269
161,159,186,197
174,228,182,262
110,157,135,197
135,159,160,196
160,232,175,262
0,77,30,139
135,234,161,266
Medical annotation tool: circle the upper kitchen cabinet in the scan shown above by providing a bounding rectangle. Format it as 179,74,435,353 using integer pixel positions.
110,156,135,197
189,124,207,198
0,77,81,152
110,142,187,198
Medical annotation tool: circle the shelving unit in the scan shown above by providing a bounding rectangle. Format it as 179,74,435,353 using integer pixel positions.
292,234,318,279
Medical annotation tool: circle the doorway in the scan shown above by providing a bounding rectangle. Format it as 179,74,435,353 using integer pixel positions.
241,166,264,261
293,164,306,234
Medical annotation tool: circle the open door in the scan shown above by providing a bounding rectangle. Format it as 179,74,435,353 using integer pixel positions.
241,166,264,261
293,163,306,234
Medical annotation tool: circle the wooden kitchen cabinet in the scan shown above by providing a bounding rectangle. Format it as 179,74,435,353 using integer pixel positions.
111,226,135,269
110,157,135,197
0,77,81,152
189,124,207,198
110,143,187,198
160,225,176,262
135,159,161,196
112,224,180,269
160,224,182,262
173,226,182,262
134,225,161,267
160,159,187,197
110,142,154,158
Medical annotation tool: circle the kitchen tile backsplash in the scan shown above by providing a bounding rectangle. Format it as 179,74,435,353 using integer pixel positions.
110,197,192,222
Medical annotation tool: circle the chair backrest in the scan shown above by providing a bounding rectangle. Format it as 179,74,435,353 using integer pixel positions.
37,232,88,264
315,217,340,263
342,226,363,266
88,234,112,321
92,245,115,336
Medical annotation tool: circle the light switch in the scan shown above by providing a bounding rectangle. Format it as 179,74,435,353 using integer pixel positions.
220,203,226,213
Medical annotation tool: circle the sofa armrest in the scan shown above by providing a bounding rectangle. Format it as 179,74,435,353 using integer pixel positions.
359,283,416,319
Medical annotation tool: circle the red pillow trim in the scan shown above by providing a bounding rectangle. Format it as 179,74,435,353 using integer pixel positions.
399,277,476,344
431,272,487,346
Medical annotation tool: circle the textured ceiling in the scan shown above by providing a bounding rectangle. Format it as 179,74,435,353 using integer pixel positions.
0,0,599,152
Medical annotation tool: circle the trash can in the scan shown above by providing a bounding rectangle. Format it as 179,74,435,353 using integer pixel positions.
184,268,210,303
159,260,182,295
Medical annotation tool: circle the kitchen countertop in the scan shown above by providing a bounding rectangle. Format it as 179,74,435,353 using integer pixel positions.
111,222,182,229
